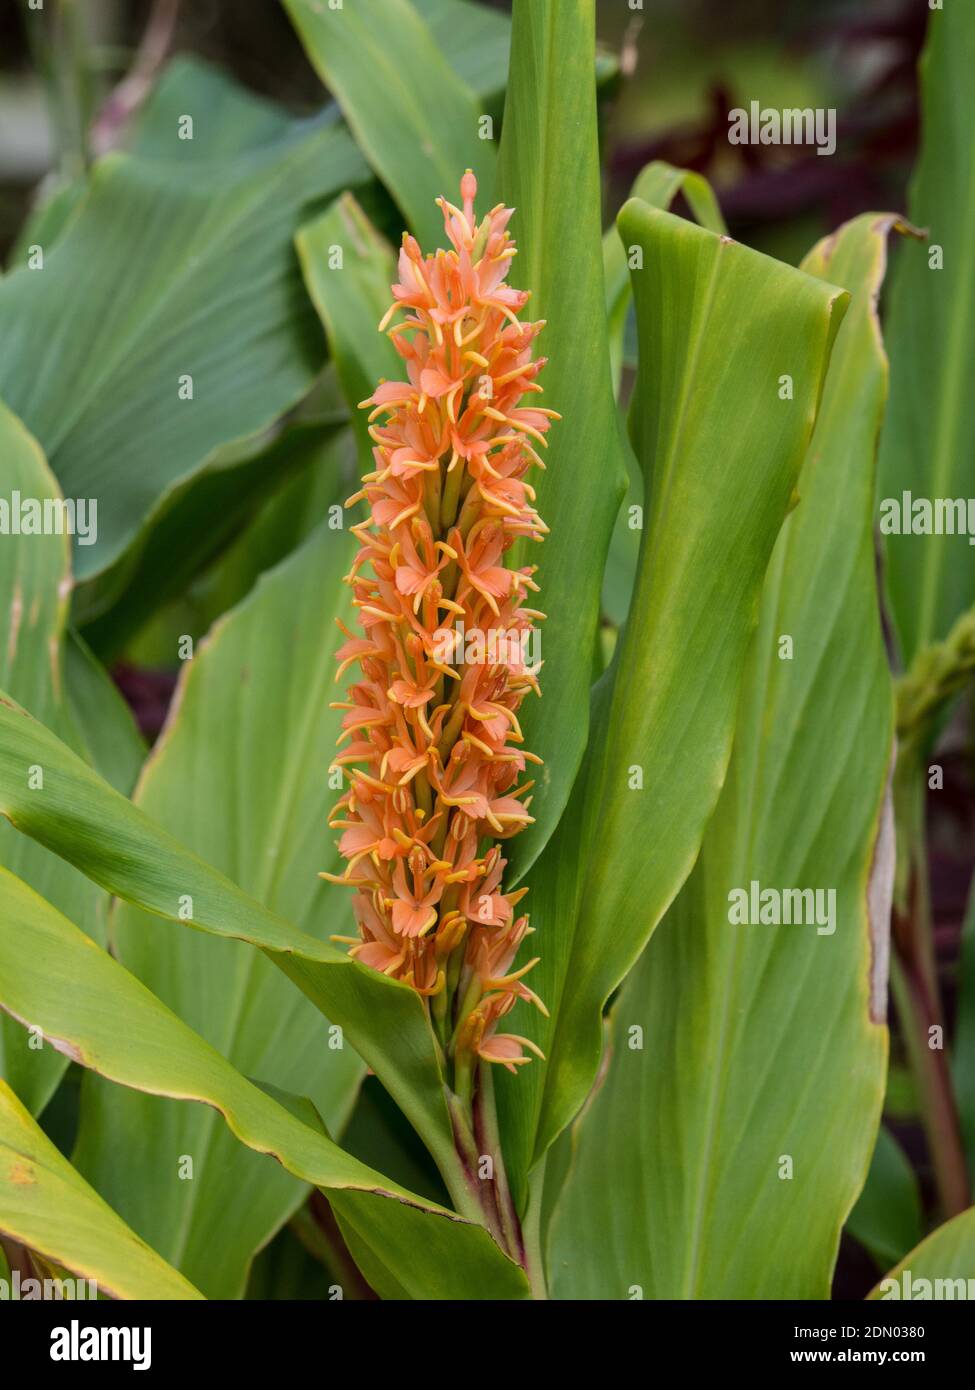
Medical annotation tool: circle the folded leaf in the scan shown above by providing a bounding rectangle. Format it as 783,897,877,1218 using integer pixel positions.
602,162,727,627
548,213,896,1298
605,160,727,394
498,203,849,1200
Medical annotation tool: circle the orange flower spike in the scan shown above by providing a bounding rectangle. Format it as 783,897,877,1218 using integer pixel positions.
325,172,558,1089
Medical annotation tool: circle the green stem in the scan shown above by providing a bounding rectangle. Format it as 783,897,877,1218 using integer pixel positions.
521,1156,549,1300
474,1063,524,1266
890,951,970,1218
440,460,464,531
441,1090,506,1246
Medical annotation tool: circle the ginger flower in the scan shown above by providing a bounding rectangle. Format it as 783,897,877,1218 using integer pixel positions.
324,172,556,1086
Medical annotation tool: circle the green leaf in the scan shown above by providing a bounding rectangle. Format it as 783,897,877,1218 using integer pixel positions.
0,869,528,1300
413,0,511,106
7,177,88,270
0,400,104,1114
284,0,494,248
602,162,727,628
79,420,348,659
127,55,296,163
63,631,146,796
604,161,727,395
73,526,370,1296
869,1207,975,1299
183,426,357,639
547,213,895,1298
498,203,850,1201
877,3,975,662
0,686,466,1204
0,1078,202,1300
296,192,399,468
0,113,368,589
847,1125,923,1272
497,0,629,876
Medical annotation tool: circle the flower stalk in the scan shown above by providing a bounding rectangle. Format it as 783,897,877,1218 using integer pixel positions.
324,173,556,1265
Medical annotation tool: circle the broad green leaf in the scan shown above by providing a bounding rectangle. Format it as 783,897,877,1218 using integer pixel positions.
284,0,494,248
878,3,975,663
296,192,399,467
73,526,368,1297
602,162,727,628
498,203,849,1201
127,55,295,163
604,161,727,395
68,59,361,654
7,176,87,269
498,0,629,875
0,870,528,1300
548,214,894,1298
0,689,464,1201
0,400,103,1114
0,1079,202,1300
0,114,368,589
848,1125,923,1272
869,1207,975,1299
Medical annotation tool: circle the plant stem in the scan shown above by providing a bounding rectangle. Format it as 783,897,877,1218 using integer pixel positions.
889,763,970,1219
441,1089,507,1245
521,1156,549,1300
890,951,970,1218
474,1063,524,1266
